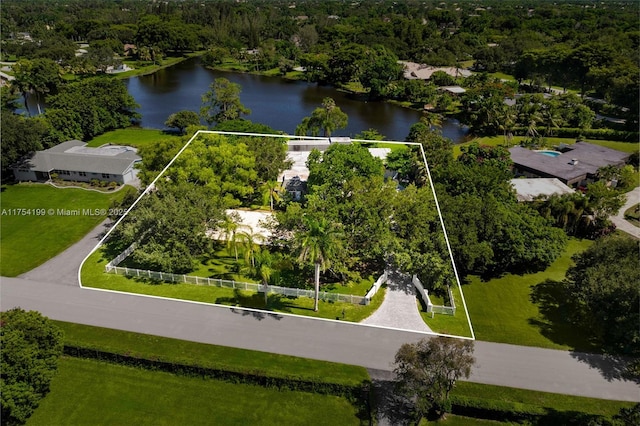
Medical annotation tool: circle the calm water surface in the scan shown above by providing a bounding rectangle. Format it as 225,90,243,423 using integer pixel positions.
125,58,469,142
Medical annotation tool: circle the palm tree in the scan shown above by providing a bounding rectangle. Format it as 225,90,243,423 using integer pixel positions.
238,226,262,269
421,113,443,129
261,180,284,211
219,212,243,260
297,216,343,311
254,249,274,306
499,105,516,145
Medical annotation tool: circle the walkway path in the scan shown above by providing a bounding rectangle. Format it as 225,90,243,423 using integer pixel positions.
610,186,640,239
361,270,432,333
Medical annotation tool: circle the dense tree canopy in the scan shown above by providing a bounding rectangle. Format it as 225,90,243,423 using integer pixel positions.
45,78,140,141
1,114,51,178
165,111,201,134
563,235,640,356
394,337,475,420
1,308,64,426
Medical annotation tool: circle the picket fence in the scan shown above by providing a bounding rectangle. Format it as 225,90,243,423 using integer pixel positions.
105,264,371,305
412,275,456,315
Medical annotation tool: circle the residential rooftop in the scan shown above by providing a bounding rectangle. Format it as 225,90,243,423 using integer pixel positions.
509,142,629,186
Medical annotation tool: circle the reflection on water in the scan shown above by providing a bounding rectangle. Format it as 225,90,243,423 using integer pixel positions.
126,58,469,142
19,57,469,143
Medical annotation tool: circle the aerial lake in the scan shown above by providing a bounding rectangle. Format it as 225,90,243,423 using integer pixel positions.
124,57,469,142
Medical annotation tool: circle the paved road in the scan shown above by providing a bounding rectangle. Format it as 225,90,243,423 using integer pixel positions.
2,277,638,402
610,186,640,239
362,270,432,333
2,220,639,403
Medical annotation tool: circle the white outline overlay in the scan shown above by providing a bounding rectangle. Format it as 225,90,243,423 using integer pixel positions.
78,131,475,341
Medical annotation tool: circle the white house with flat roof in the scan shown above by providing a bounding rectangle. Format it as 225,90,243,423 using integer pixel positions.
511,178,575,202
13,140,141,185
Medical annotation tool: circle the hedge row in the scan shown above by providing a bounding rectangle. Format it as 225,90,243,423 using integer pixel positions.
450,395,611,425
511,127,639,142
63,345,370,401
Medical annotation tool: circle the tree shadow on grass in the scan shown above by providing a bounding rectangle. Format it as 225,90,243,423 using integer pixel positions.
529,279,639,383
368,369,415,426
528,279,598,353
215,290,305,314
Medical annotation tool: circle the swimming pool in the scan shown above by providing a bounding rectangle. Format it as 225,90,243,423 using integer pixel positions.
535,150,561,157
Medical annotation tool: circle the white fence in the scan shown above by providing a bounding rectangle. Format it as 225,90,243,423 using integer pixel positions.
105,242,137,269
412,275,456,315
105,264,368,305
363,270,388,305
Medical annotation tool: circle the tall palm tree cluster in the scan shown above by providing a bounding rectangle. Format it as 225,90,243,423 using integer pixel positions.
218,212,342,312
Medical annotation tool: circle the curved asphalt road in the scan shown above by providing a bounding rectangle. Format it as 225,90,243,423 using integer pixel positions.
2,221,639,402
610,186,640,239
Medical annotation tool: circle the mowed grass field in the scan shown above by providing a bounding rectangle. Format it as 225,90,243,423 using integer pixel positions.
0,184,135,276
462,238,594,350
27,357,362,426
55,321,370,386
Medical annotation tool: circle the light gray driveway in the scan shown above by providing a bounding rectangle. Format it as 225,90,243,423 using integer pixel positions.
610,186,640,239
361,270,432,333
19,219,111,285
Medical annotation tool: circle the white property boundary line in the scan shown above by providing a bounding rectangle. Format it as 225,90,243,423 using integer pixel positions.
78,130,476,341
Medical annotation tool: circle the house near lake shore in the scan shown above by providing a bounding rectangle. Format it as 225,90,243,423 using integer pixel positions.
12,140,141,185
509,142,630,188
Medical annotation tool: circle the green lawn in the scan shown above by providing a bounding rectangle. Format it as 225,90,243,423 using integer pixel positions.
54,321,369,386
86,128,180,148
454,136,638,157
624,203,640,228
421,284,474,338
82,248,386,323
462,238,595,350
28,357,362,426
0,184,135,276
452,382,632,418
114,52,204,79
422,416,504,425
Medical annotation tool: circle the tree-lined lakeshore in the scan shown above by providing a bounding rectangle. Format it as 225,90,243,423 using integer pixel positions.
1,1,639,424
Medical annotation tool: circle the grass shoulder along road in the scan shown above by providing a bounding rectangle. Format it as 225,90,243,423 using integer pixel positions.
39,322,633,426
0,183,135,276
54,320,370,387
28,357,363,426
82,247,386,323
422,381,634,425
27,321,370,425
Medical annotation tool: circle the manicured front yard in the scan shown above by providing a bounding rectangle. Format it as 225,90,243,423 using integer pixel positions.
420,284,474,338
462,238,595,350
0,184,135,276
82,248,386,323
28,357,362,426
